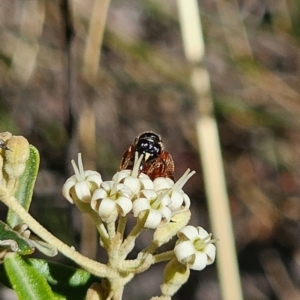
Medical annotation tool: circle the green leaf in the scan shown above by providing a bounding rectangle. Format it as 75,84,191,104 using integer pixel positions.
29,259,99,299
0,221,34,255
7,145,40,228
0,258,100,300
4,253,57,300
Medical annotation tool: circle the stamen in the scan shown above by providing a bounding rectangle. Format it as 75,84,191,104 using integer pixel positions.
71,159,81,181
151,196,161,209
172,169,196,191
194,234,216,251
77,153,85,180
131,152,144,178
154,188,170,208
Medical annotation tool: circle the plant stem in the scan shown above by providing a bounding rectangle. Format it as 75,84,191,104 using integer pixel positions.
0,188,117,279
117,215,127,239
119,222,143,257
153,250,174,264
89,210,110,249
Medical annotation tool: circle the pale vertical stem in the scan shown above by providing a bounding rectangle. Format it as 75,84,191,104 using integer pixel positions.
177,1,244,300
177,0,205,62
82,0,111,83
196,112,244,300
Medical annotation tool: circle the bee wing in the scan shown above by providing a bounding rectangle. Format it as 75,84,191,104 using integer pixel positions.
161,150,175,174
152,151,175,181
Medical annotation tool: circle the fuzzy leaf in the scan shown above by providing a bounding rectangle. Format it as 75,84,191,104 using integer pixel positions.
4,253,57,300
7,145,40,228
0,258,100,300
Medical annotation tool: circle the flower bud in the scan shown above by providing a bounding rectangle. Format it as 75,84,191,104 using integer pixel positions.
161,258,190,297
153,210,191,248
4,136,30,178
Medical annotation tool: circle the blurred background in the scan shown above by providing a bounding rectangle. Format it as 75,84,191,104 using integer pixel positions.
1,0,300,299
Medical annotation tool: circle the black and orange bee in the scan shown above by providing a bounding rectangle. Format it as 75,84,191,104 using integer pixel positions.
119,131,175,181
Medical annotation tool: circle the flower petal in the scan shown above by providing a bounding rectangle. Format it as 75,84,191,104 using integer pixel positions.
123,176,140,194
85,171,102,186
143,209,162,229
98,198,116,220
90,189,107,212
189,251,207,271
74,181,92,203
140,189,157,200
178,225,199,241
159,206,172,223
174,240,195,261
197,227,210,240
139,175,154,189
168,190,183,211
117,183,134,199
62,179,76,203
153,177,173,191
182,193,191,210
206,244,216,265
133,198,150,216
101,181,114,192
170,193,191,215
112,170,130,183
91,188,108,200
116,196,133,216
159,193,172,206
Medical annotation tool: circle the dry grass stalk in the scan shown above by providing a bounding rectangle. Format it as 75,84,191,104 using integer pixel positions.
177,0,243,299
83,0,111,83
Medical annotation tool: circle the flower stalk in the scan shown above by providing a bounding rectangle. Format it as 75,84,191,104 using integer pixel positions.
0,188,113,279
0,132,217,299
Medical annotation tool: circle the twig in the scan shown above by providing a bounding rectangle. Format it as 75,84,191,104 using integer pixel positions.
0,188,115,279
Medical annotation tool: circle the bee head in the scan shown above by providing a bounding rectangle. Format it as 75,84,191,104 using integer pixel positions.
134,131,163,161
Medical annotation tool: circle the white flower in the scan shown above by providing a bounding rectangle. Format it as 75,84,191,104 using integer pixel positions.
154,169,195,214
174,226,216,271
113,153,154,194
133,189,172,229
132,169,195,229
62,153,102,203
91,179,133,222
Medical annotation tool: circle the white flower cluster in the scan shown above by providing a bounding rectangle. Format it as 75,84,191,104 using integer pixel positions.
62,153,216,272
63,153,193,229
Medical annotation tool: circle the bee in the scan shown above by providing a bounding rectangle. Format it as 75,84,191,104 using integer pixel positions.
119,131,175,181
